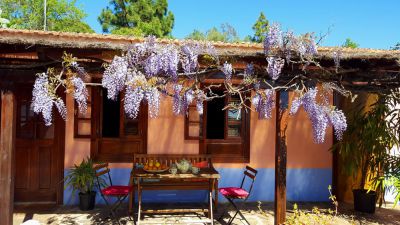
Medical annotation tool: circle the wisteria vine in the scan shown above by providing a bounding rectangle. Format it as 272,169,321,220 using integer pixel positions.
31,23,350,144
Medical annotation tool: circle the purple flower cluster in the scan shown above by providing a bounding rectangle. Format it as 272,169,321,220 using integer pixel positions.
252,89,275,119
264,23,282,55
54,98,67,120
244,63,254,78
305,38,318,56
31,73,61,126
333,51,342,69
72,77,88,115
222,62,233,82
124,85,144,119
102,56,128,100
145,88,161,118
181,44,200,74
173,84,184,115
70,61,89,81
267,57,285,80
195,90,206,115
289,88,347,143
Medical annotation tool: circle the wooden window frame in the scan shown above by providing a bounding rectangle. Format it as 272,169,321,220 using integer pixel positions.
84,86,148,162
186,91,250,163
74,86,92,138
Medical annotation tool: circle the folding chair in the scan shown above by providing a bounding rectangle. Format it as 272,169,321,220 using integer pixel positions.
218,165,258,225
94,163,133,224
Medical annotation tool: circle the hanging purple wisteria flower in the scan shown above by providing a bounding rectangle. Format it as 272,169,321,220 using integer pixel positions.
159,46,179,81
244,63,254,78
31,73,56,126
70,61,89,81
181,44,199,74
289,88,347,143
264,23,282,55
145,88,161,118
333,51,342,69
252,89,275,119
267,57,285,80
172,84,183,115
54,98,67,120
222,62,233,82
102,56,128,100
124,85,144,119
71,77,88,115
195,90,206,115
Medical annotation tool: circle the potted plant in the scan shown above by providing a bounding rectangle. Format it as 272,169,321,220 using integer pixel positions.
335,97,397,213
64,158,99,210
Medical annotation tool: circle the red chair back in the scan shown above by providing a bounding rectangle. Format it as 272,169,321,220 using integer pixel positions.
240,165,258,199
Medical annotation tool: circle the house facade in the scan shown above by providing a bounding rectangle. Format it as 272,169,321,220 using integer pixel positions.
0,29,348,207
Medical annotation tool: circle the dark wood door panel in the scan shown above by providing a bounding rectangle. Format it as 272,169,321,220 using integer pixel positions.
15,146,29,190
14,85,65,204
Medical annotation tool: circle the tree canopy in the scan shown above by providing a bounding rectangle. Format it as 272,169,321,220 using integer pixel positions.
251,12,269,43
98,0,174,37
186,23,242,42
0,0,94,33
391,42,400,50
342,38,359,49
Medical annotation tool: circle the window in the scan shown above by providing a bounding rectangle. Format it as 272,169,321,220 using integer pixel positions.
74,87,147,162
74,86,92,138
186,92,250,163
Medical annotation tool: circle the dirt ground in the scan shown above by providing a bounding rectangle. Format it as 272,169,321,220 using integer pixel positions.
13,202,400,225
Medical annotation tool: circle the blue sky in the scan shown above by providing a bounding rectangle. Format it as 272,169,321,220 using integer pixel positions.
76,0,400,49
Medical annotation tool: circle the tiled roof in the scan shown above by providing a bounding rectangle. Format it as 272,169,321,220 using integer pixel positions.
0,29,399,59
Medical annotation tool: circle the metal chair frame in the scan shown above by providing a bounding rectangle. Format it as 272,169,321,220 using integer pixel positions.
218,165,258,225
94,163,132,224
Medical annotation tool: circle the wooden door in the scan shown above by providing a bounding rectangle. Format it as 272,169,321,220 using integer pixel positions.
14,85,64,204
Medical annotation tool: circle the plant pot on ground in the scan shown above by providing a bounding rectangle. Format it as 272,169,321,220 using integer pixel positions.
64,158,101,211
334,97,397,213
353,189,376,213
79,191,96,211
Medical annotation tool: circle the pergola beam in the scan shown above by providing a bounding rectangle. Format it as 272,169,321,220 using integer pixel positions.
0,91,16,225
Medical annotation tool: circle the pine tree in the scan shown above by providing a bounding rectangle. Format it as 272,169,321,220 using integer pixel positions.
342,38,359,49
98,0,174,37
252,12,269,43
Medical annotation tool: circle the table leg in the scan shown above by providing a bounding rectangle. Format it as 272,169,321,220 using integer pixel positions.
209,179,214,225
214,179,218,211
137,178,142,225
129,175,135,215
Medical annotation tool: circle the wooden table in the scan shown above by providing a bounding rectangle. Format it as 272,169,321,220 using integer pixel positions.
130,167,220,225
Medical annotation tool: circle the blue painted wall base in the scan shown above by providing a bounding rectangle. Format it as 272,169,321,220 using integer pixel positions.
63,167,332,205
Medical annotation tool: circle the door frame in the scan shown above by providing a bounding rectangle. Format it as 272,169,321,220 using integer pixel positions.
14,84,65,205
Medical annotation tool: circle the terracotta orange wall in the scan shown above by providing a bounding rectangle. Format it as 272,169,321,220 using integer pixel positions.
147,97,198,154
64,94,90,168
215,92,332,169
64,92,332,170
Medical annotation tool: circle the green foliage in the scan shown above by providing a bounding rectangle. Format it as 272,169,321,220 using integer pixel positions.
186,23,242,43
342,38,359,49
251,12,269,43
335,96,398,193
258,186,354,224
391,43,400,50
99,0,174,37
0,8,10,28
370,91,400,207
284,186,340,225
0,0,94,33
64,158,101,194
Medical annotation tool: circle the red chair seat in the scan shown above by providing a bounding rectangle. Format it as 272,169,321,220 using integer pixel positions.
219,187,249,199
101,185,133,196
